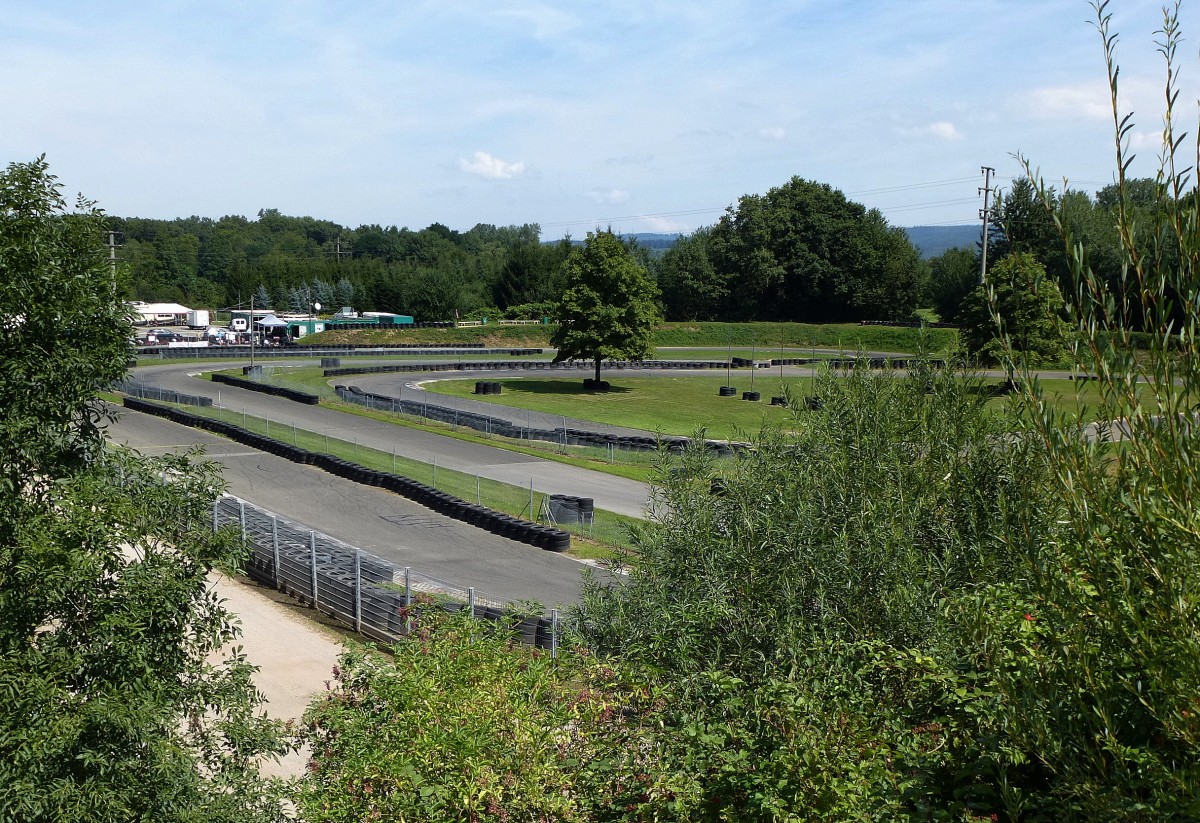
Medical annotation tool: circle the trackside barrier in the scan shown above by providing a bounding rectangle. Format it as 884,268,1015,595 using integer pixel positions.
112,378,213,407
120,396,572,552
323,358,729,377
147,344,541,359
121,449,562,646
216,496,560,650
210,372,320,405
335,386,739,458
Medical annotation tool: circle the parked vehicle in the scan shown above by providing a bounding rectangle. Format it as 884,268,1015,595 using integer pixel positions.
230,318,248,332
186,309,210,329
146,331,185,344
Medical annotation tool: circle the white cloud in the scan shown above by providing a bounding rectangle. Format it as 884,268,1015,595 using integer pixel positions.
894,120,963,141
1128,130,1166,152
639,215,688,233
586,188,629,205
758,126,786,140
1025,82,1111,121
458,151,525,179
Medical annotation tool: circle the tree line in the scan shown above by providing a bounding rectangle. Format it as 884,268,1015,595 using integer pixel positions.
113,177,934,324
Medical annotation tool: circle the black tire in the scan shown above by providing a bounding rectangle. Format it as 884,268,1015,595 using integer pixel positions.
742,391,760,401
718,386,737,397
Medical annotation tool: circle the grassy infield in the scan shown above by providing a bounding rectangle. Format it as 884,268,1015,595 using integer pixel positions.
156,322,1124,560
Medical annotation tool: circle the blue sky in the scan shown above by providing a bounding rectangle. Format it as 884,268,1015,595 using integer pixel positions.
2,1,1192,237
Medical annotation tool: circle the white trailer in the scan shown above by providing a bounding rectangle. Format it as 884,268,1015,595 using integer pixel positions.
186,309,210,329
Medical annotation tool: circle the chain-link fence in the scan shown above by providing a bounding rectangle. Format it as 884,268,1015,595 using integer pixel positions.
215,495,561,652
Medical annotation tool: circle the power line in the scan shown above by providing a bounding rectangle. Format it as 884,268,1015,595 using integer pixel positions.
539,176,987,231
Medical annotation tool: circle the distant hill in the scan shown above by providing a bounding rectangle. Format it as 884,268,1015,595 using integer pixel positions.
555,227,980,260
553,232,683,258
902,225,980,258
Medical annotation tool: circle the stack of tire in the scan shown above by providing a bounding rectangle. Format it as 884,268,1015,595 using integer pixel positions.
474,381,502,395
547,495,593,526
582,378,611,391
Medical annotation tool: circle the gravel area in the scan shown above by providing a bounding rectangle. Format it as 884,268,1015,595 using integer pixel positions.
208,572,346,780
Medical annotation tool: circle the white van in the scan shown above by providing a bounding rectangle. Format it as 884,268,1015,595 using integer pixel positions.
230,318,248,332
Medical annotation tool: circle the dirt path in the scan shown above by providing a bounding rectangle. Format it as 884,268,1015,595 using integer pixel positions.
209,572,347,779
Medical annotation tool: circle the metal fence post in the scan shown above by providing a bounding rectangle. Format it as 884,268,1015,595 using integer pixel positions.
212,501,219,534
309,531,318,608
468,587,475,618
271,515,280,589
551,608,559,659
354,550,362,633
238,500,246,542
404,567,412,635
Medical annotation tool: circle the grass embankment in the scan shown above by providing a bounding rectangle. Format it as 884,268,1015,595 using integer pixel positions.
426,375,817,441
301,320,957,354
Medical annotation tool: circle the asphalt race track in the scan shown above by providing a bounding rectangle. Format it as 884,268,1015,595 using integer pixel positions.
108,406,605,607
129,360,652,518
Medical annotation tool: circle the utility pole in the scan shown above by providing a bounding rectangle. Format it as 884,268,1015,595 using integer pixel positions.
104,230,121,295
328,237,352,263
250,294,255,368
978,166,996,284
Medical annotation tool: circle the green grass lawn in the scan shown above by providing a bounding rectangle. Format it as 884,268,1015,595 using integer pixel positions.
424,375,817,440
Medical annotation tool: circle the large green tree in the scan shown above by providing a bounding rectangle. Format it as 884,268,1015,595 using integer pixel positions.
654,227,727,321
923,245,979,320
0,158,288,821
550,230,661,386
956,251,1068,367
707,176,922,322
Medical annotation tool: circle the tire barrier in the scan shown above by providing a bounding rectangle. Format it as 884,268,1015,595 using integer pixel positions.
824,357,947,370
122,396,572,553
210,372,320,405
474,381,502,395
151,344,535,359
217,496,561,648
858,319,956,328
323,358,730,378
582,379,611,391
804,396,823,411
718,386,737,397
112,379,213,407
742,391,760,401
769,358,822,366
546,494,594,526
335,386,743,457
770,396,787,406
768,356,947,369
